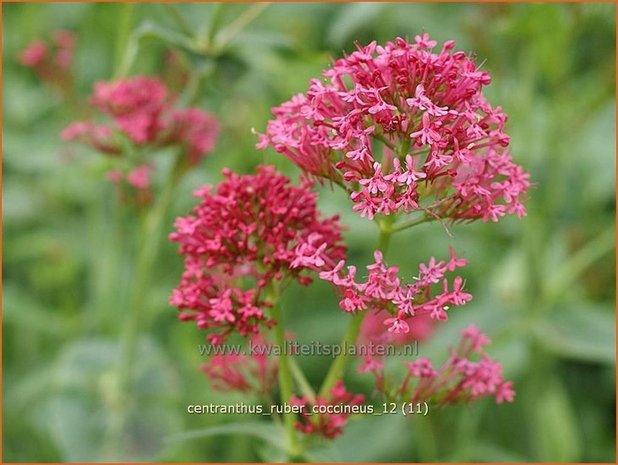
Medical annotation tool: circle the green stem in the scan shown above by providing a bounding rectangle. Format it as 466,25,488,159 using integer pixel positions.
318,223,393,397
163,4,194,37
373,132,396,151
204,2,226,49
269,284,302,460
214,3,270,51
415,417,439,461
87,184,122,333
180,63,217,107
106,154,185,456
288,357,316,402
318,312,365,397
113,3,135,77
392,215,432,233
377,218,394,250
119,159,182,382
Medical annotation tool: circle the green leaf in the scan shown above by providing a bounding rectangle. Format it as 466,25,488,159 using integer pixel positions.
116,20,196,77
3,283,72,335
327,3,386,48
460,441,528,462
41,337,181,461
535,303,615,364
325,414,411,461
531,378,581,462
574,102,616,206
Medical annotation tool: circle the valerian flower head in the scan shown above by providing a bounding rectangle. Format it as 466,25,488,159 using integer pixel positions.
202,335,278,396
165,108,220,166
90,76,169,145
19,30,76,91
319,247,471,332
170,166,346,344
360,310,435,348
359,324,515,406
61,76,220,200
258,35,530,223
290,380,365,439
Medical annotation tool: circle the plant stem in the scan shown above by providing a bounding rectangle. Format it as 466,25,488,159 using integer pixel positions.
163,4,194,37
318,312,365,397
318,222,393,397
288,357,316,402
377,218,394,250
113,3,135,77
392,215,432,233
205,2,225,49
415,416,438,461
269,284,302,460
214,3,270,51
373,132,396,151
106,153,185,457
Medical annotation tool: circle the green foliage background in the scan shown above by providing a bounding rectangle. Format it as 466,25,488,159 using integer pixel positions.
3,2,616,462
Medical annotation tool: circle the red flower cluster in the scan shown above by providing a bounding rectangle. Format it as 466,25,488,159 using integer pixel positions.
258,35,529,223
61,76,220,194
359,325,515,405
290,381,365,439
169,166,346,344
319,247,471,331
19,30,75,90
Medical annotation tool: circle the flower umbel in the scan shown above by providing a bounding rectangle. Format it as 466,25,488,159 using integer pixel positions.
359,324,515,405
169,166,346,344
259,35,530,223
19,30,76,94
202,335,278,397
319,247,471,330
61,76,220,203
290,380,365,439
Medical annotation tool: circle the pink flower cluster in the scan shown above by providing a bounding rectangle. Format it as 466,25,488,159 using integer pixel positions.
202,336,278,397
106,164,153,204
90,76,168,145
359,325,515,405
19,30,75,87
169,166,346,344
165,108,220,165
258,35,530,223
360,311,435,347
290,381,365,439
61,76,220,192
60,122,119,155
319,246,471,332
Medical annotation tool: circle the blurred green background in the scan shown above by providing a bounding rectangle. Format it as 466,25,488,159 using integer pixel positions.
3,2,616,462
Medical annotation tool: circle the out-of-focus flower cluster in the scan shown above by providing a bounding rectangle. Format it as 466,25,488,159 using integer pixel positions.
169,166,346,344
360,310,435,347
202,335,278,397
61,76,219,199
291,381,365,439
19,30,76,92
258,34,530,223
359,325,515,405
319,247,471,332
